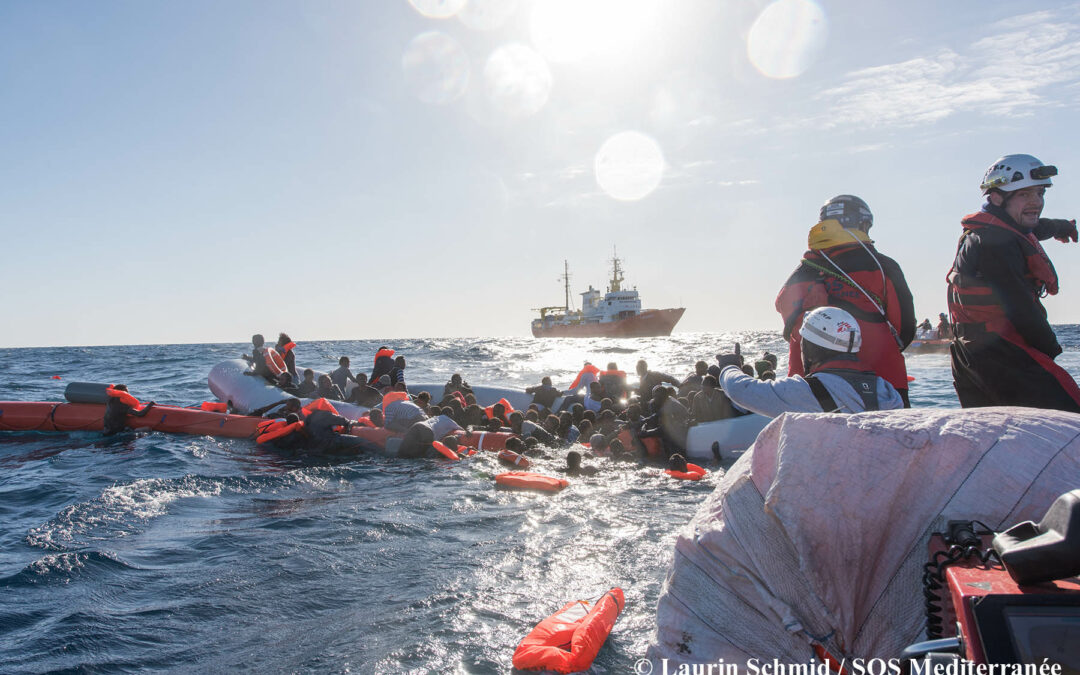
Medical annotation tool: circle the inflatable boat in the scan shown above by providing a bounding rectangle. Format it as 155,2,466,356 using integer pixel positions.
685,414,772,460
208,360,370,419
0,400,264,438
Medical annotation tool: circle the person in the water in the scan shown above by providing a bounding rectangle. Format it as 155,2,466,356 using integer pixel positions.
948,154,1080,412
719,307,904,417
102,384,156,436
560,450,598,477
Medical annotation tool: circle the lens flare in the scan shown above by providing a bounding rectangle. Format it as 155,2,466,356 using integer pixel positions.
484,43,552,118
408,0,466,20
595,132,665,201
402,31,471,105
747,0,828,79
459,0,518,31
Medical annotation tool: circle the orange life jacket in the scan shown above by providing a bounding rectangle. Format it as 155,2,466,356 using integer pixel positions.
484,397,515,420
666,463,706,481
431,441,458,460
497,448,530,468
256,419,304,444
512,588,624,672
381,391,410,409
199,401,228,413
302,398,339,417
106,385,142,410
374,348,395,363
279,341,296,353
568,364,600,391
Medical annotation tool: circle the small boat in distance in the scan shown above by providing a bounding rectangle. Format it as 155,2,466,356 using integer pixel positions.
531,255,685,338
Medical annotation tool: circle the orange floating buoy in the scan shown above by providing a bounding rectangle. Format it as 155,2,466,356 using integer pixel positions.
512,588,625,673
432,440,459,460
52,375,62,380
907,375,916,383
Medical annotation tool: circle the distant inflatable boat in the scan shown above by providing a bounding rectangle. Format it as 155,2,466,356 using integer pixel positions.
905,337,951,355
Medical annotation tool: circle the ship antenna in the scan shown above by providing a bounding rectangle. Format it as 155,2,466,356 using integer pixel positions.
609,247,623,293
561,260,574,311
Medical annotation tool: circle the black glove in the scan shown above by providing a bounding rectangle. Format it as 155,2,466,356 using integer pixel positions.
1039,218,1078,243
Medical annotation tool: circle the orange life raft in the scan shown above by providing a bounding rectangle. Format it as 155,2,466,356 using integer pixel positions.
512,587,625,673
494,471,568,492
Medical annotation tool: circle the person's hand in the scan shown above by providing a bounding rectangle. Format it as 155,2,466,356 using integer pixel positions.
715,343,743,369
146,401,156,408
1041,218,1078,243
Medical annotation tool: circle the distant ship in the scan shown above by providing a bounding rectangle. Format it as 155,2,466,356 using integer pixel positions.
531,255,685,338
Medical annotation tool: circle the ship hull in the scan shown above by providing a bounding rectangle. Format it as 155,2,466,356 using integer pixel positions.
531,308,685,338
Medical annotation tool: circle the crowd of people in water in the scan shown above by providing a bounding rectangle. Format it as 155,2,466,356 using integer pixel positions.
105,154,1080,470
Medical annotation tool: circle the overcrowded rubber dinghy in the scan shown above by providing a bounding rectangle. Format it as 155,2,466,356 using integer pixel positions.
645,406,1080,666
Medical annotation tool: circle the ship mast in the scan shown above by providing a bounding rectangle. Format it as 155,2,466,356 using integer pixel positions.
561,260,573,311
609,247,623,293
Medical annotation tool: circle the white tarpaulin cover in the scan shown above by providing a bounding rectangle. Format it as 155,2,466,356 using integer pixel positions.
646,407,1080,665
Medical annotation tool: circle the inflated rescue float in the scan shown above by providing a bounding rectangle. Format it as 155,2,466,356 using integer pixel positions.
497,448,530,467
512,587,624,672
494,471,568,492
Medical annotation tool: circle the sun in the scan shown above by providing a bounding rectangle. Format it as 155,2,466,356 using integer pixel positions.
529,0,660,64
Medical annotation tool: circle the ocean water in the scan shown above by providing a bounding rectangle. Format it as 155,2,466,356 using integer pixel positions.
1,329,1079,673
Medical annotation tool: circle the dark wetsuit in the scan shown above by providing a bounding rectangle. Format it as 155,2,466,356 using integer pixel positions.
103,398,153,436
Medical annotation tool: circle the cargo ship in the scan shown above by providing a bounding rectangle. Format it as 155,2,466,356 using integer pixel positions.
530,256,685,338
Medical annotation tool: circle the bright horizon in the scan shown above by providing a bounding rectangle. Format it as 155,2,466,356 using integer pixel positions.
2,1,1078,348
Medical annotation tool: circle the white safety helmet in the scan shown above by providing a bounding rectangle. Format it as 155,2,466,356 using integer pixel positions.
800,307,862,353
980,154,1057,194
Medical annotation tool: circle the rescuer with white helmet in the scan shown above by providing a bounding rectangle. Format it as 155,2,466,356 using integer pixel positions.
715,307,904,417
947,154,1080,412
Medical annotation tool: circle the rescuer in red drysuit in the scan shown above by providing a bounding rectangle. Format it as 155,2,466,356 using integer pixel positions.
776,195,916,406
947,154,1080,412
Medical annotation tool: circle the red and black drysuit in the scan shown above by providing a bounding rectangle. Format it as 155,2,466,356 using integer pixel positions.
947,205,1080,412
776,241,915,405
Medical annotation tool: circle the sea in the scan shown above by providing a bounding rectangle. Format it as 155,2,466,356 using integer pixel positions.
2,328,1079,674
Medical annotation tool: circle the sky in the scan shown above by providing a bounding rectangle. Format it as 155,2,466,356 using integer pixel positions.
2,0,1079,347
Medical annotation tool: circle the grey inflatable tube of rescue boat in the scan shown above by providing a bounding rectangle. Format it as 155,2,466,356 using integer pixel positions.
64,382,115,405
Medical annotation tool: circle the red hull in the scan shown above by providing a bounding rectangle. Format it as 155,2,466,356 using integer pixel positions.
531,308,685,338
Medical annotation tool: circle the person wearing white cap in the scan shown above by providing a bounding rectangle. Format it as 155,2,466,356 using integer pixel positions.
717,307,904,417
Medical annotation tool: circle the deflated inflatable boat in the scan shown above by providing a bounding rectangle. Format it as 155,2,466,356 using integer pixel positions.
645,407,1080,666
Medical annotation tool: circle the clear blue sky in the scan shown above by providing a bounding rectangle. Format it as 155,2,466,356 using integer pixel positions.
2,0,1078,347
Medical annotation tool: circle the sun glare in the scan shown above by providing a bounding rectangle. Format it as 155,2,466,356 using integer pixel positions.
595,131,665,201
747,0,828,79
529,0,660,64
402,31,471,105
485,43,553,118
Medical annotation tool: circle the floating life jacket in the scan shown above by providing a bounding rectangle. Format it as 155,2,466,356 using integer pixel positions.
947,210,1059,334
105,385,142,410
497,448,530,468
199,401,228,413
431,440,458,460
666,463,706,481
494,471,568,492
264,348,287,376
512,587,624,673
